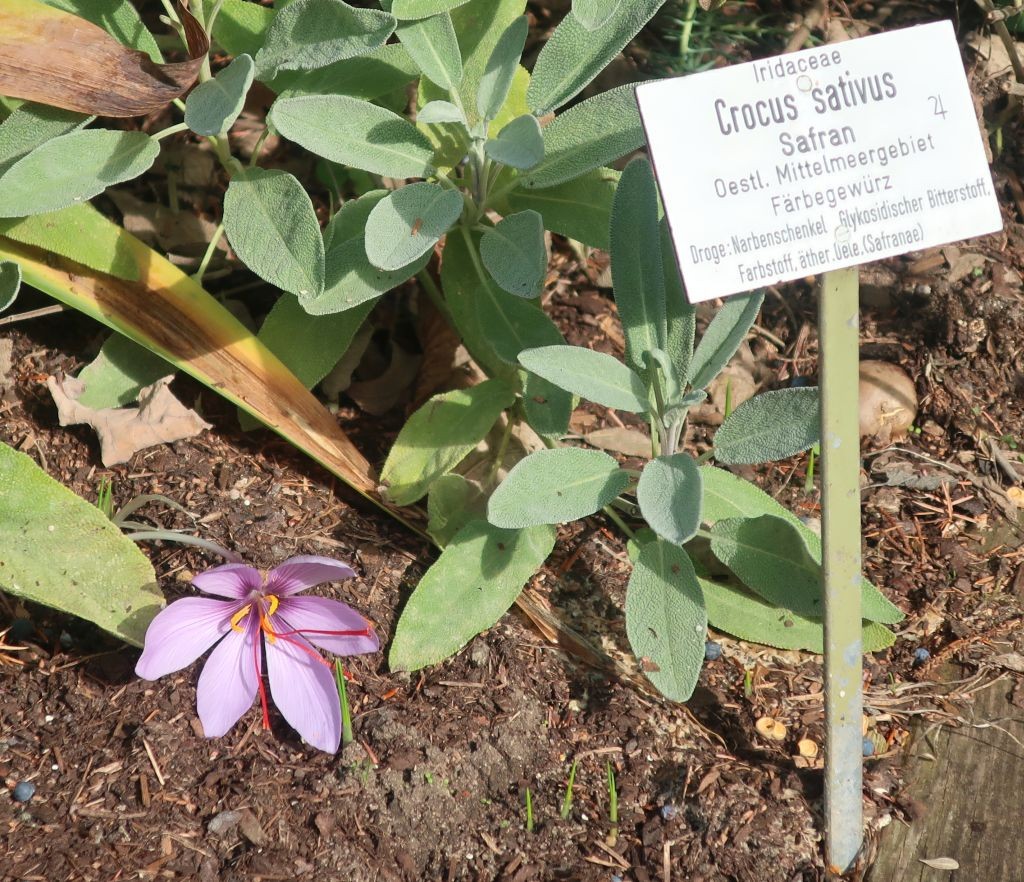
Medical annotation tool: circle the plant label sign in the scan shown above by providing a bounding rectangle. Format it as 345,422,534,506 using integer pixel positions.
636,21,1002,303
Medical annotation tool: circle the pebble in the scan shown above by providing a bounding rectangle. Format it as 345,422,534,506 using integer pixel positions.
913,647,930,664
704,641,722,661
660,803,678,820
862,737,875,758
13,781,36,803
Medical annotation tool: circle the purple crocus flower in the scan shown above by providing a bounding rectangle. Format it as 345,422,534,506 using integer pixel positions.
135,556,379,752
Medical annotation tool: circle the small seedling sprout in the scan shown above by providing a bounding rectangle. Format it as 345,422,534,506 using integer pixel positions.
333,660,354,747
560,758,579,820
95,477,114,519
525,787,534,833
606,761,619,846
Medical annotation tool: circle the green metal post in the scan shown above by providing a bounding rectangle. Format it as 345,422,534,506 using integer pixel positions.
819,267,863,873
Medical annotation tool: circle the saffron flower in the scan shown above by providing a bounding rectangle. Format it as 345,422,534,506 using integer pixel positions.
135,556,378,752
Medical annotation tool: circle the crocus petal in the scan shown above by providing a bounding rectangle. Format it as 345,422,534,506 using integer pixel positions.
196,611,260,738
275,596,379,656
192,563,262,599
265,633,341,752
135,597,238,680
267,555,356,597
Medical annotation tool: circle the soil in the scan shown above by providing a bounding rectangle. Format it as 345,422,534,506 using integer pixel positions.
4,4,1024,882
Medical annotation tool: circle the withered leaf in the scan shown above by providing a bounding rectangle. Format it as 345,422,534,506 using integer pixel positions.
0,0,208,117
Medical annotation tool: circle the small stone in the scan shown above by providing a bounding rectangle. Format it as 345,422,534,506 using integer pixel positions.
862,737,875,757
659,803,678,820
13,781,36,802
704,641,722,661
207,809,242,836
913,647,930,665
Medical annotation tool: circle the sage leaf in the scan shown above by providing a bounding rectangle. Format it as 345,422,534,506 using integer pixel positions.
519,345,648,413
364,183,463,271
0,261,21,312
213,0,275,57
427,474,486,547
484,113,543,169
523,85,643,189
662,221,696,384
488,448,629,528
477,15,528,122
611,156,666,373
389,519,555,671
223,167,325,299
271,44,418,100
637,453,702,545
480,210,546,298
77,333,171,409
714,387,820,465
395,11,462,90
307,236,429,315
255,0,396,78
506,167,618,250
625,538,706,702
0,130,158,218
572,0,621,30
528,0,665,113
185,53,254,136
417,100,466,124
381,379,516,505
688,290,764,390
0,102,91,178
392,0,472,19
270,93,435,178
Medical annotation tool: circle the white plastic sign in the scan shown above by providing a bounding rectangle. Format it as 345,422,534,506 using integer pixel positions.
637,21,1002,303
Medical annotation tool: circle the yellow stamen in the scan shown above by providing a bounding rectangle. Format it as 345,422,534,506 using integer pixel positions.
230,604,252,633
259,594,279,644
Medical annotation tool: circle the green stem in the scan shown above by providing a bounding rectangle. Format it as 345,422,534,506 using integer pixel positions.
602,504,635,540
487,414,515,486
192,221,225,285
249,128,271,167
678,0,700,65
152,121,189,142
416,269,455,326
334,660,354,746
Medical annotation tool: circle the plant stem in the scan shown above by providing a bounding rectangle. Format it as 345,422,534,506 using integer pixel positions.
334,660,354,746
560,759,578,820
602,504,635,540
416,269,455,326
678,0,700,66
525,787,534,832
487,414,515,487
152,122,190,142
192,222,225,285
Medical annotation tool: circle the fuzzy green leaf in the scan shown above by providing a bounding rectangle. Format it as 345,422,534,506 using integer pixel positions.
488,447,629,528
506,167,618,250
484,114,543,169
270,93,435,178
0,261,21,312
381,379,516,505
223,167,325,299
417,100,466,124
185,54,255,136
309,236,428,315
662,221,695,384
527,0,664,113
480,210,546,298
396,10,463,89
688,290,764,390
77,334,171,409
0,131,158,218
637,453,702,545
523,85,643,189
255,0,396,78
271,44,418,99
572,0,621,30
519,345,648,412
427,474,486,547
625,538,705,702
392,0,472,18
477,15,527,121
0,103,91,178
212,0,275,57
714,387,820,465
388,519,555,671
364,183,463,271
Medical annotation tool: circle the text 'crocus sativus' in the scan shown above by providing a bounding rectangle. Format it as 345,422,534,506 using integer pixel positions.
136,556,378,752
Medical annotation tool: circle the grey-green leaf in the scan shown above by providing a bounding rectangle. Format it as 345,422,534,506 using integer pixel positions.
523,85,643,190
0,103,91,178
506,167,618,250
527,0,665,113
480,210,546,298
223,167,325,299
611,156,665,373
417,100,466,124
477,15,527,121
637,453,702,545
185,54,255,136
485,114,543,170
688,290,764,390
388,519,555,671
0,261,21,312
381,379,516,505
0,442,162,647
519,345,648,412
427,474,487,547
625,539,706,702
396,11,462,89
255,0,396,78
392,0,472,19
488,447,629,528
572,0,621,30
0,131,158,218
662,221,695,383
77,334,172,409
270,93,435,178
364,183,463,271
714,387,820,465
307,236,428,315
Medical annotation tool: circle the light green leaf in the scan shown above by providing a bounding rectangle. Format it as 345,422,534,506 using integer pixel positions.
381,379,516,505
364,183,463,272
417,100,466,124
519,345,647,412
688,290,764,390
326,190,389,245
42,0,161,58
223,167,325,299
77,334,172,409
389,519,555,671
625,538,706,702
522,372,572,439
427,474,486,547
0,261,21,312
506,167,618,250
255,0,396,78
0,103,91,178
185,54,255,136
0,442,162,647
307,236,428,315
662,221,695,384
488,447,629,528
477,15,527,122
480,210,545,298
637,453,702,545
700,464,903,625
270,44,417,100
392,0,472,18
396,11,462,89
0,131,158,218
523,85,643,190
714,387,820,465
572,0,621,30
611,156,665,373
527,0,664,113
270,93,435,178
484,114,543,169
212,0,275,57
